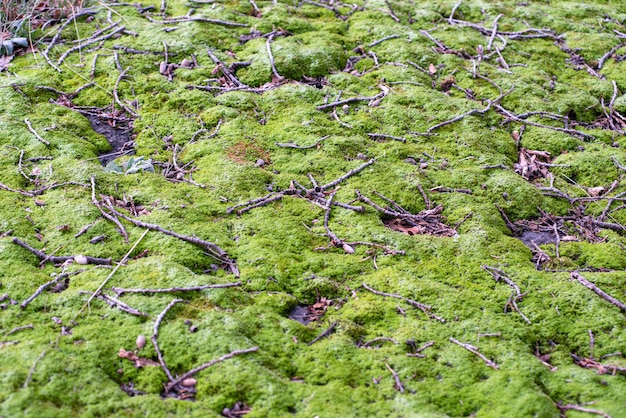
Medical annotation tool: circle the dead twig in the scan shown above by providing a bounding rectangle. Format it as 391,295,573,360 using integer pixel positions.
449,337,499,370
12,238,111,267
557,403,611,418
24,119,49,146
88,292,150,317
308,321,337,346
384,363,404,393
361,337,399,348
112,282,241,296
362,283,445,322
75,229,150,317
21,271,84,309
166,346,258,391
571,271,626,311
23,349,46,388
275,135,329,149
5,324,33,336
152,299,187,381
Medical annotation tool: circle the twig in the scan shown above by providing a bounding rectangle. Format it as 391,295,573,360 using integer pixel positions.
557,403,612,418
367,133,406,142
152,299,186,381
20,271,83,309
368,35,400,48
321,158,376,190
571,271,626,311
23,349,46,388
384,363,404,393
166,346,258,391
362,283,444,322
75,229,150,317
24,119,49,145
598,42,626,70
90,292,150,317
308,321,337,346
589,329,595,359
5,324,33,336
112,282,241,296
266,34,283,80
56,25,126,66
275,135,329,149
113,67,139,118
101,204,236,275
384,0,400,22
361,337,399,347
449,337,499,370
91,177,129,242
12,238,111,267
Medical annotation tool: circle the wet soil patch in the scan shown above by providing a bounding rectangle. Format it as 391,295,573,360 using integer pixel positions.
83,113,135,165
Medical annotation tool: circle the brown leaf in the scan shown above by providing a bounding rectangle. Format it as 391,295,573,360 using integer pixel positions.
0,55,14,72
118,348,159,368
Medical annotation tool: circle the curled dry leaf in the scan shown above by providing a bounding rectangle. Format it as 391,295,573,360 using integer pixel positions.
118,348,159,368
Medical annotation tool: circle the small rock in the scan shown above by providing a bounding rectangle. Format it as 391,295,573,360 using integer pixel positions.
136,335,146,350
189,325,198,333
180,58,193,68
420,162,429,170
256,159,265,167
342,104,350,114
159,61,167,74
342,243,355,254
181,378,197,387
612,142,620,148
74,255,88,265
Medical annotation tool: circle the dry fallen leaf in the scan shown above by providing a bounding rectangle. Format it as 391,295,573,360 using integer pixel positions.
118,348,159,368
0,55,13,72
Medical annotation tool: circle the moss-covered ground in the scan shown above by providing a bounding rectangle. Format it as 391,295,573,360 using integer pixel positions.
2,0,626,416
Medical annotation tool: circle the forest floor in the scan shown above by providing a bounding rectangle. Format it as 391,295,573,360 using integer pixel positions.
1,0,626,416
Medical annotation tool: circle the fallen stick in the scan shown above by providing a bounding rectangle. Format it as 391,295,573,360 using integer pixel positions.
152,299,187,381
308,322,337,346
449,337,499,370
112,282,241,296
166,346,259,391
362,283,445,322
13,238,111,267
384,363,404,393
21,271,84,309
24,119,49,145
571,271,626,311
75,229,150,317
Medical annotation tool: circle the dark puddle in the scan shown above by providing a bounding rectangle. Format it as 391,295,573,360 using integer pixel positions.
517,230,558,248
84,114,135,165
288,305,312,325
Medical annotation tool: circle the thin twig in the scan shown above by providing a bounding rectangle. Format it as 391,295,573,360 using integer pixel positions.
75,229,150,317
571,271,626,311
24,119,49,145
166,346,258,391
449,337,499,370
384,363,404,393
23,349,46,388
362,283,444,322
112,282,241,296
308,322,337,346
152,298,186,381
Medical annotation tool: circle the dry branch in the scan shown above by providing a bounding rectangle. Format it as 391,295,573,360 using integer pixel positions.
112,282,241,296
449,337,499,370
362,283,444,322
166,346,259,391
12,238,111,267
571,271,626,311
152,299,187,381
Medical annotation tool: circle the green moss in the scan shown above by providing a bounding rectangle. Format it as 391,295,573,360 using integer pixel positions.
2,0,626,416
